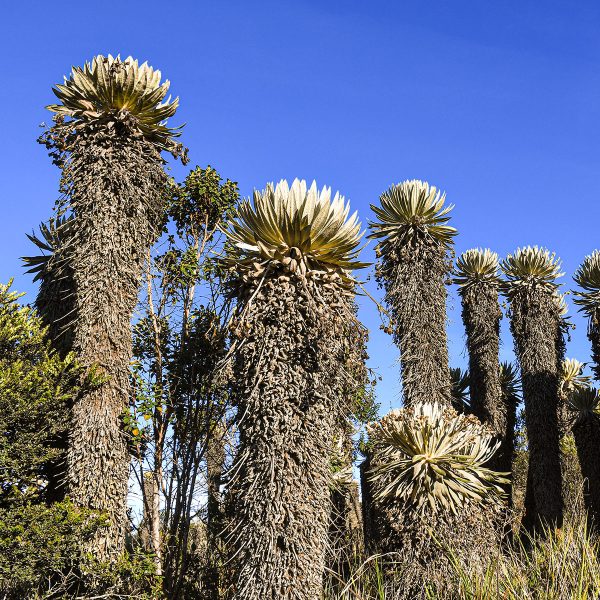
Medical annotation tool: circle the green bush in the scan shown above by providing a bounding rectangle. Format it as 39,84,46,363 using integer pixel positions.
0,282,159,598
0,499,105,598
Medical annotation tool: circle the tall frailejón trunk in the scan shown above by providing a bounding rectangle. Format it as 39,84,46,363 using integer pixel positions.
41,55,184,560
370,181,456,409
459,285,502,431
377,240,452,408
222,178,365,599
573,414,600,530
459,284,506,472
508,288,564,530
579,309,600,529
228,276,354,600
64,126,167,559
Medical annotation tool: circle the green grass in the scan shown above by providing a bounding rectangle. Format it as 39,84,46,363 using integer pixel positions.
324,515,600,599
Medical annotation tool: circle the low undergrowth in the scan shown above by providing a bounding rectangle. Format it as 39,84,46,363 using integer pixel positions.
323,514,600,600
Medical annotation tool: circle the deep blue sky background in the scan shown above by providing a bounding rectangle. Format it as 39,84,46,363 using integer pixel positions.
2,0,600,413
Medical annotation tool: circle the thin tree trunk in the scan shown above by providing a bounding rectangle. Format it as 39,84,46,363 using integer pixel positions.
204,419,226,599
142,472,162,575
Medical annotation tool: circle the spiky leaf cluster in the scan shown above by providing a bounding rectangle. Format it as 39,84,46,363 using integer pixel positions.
22,215,73,281
454,248,500,290
223,179,367,287
568,387,600,425
500,246,564,298
47,54,181,154
499,362,521,406
368,402,507,515
369,180,456,253
573,251,600,316
450,367,470,413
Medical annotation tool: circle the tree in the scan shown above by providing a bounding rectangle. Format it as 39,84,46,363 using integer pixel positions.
223,179,367,600
130,165,238,598
367,403,507,598
39,54,186,560
369,180,456,407
501,246,566,531
571,252,600,530
574,251,600,380
568,387,600,530
454,249,507,473
0,281,78,506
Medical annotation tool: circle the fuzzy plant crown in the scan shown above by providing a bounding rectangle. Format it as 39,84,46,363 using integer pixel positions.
223,178,368,286
454,248,501,290
573,250,600,315
367,402,507,515
369,179,457,253
500,246,564,298
47,54,181,153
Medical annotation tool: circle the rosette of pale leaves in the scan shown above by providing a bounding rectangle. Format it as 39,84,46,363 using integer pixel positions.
560,358,591,397
368,402,507,515
500,246,564,298
223,178,368,286
568,387,600,425
369,179,457,252
574,251,600,315
553,292,569,317
454,248,500,289
47,54,181,153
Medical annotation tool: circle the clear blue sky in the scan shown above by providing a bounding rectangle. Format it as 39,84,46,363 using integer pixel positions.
2,0,600,412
